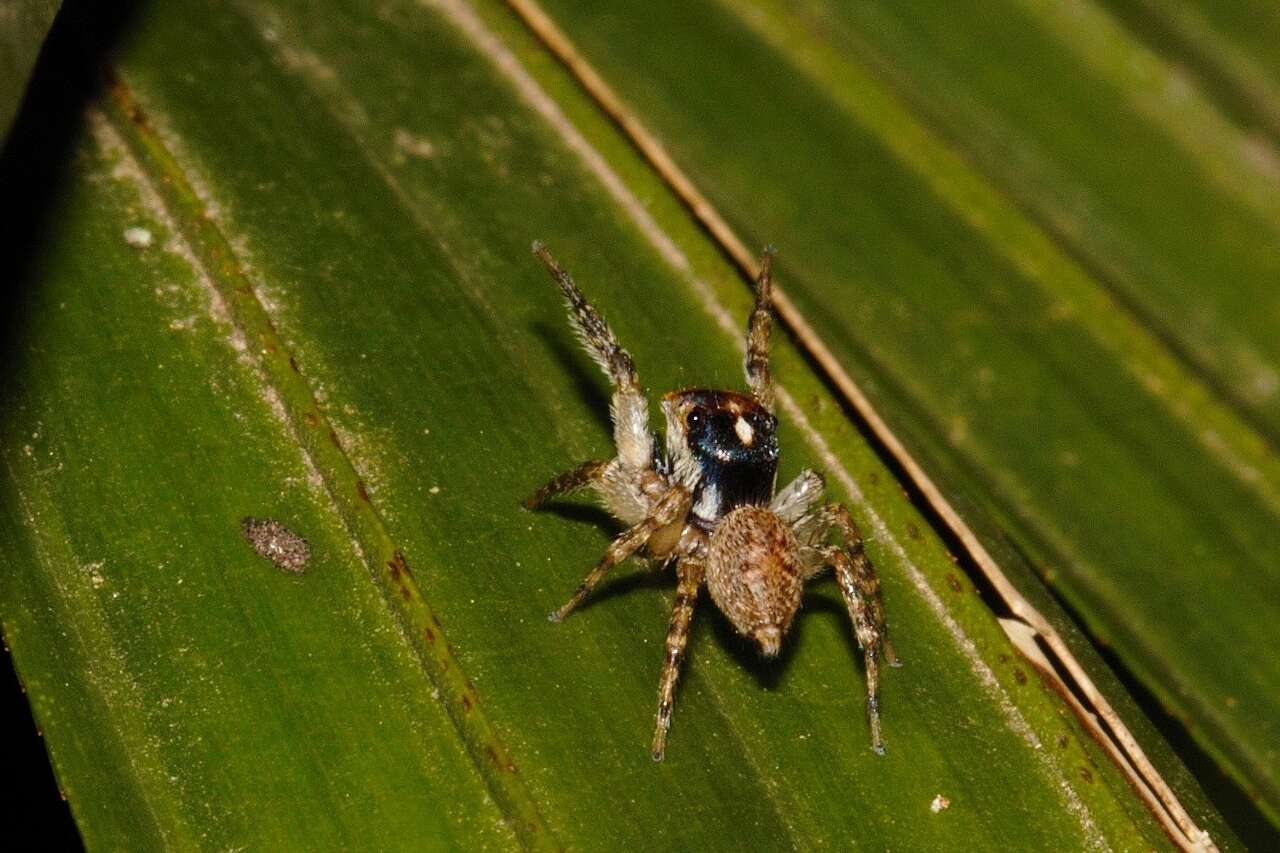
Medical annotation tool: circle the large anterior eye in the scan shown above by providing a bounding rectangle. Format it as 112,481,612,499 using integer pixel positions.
686,407,706,429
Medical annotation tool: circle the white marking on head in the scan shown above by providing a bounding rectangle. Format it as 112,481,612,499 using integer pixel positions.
735,416,755,446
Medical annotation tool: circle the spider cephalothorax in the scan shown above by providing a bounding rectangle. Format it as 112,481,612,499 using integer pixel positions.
664,389,779,526
525,242,897,760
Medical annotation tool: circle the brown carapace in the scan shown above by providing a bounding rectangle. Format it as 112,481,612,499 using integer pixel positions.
524,242,898,760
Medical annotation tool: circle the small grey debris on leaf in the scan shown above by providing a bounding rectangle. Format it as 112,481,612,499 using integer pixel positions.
241,517,310,573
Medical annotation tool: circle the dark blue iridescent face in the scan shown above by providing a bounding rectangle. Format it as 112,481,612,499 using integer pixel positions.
665,389,779,526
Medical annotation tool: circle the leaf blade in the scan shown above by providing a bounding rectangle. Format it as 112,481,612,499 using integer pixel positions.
0,0,1235,847
0,111,515,848
0,0,60,139
519,0,1280,831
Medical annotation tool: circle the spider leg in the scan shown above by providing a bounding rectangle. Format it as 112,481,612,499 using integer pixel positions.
548,486,690,623
799,502,895,754
652,556,705,761
824,546,888,754
744,247,776,412
816,503,898,664
793,502,896,653
771,468,825,524
534,242,652,471
522,459,609,509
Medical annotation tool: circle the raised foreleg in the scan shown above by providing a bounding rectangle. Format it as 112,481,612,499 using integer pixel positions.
534,242,652,470
744,248,776,411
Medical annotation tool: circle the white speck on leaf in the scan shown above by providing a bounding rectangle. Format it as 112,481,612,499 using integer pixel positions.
124,226,154,248
83,561,106,589
931,794,951,813
393,128,437,161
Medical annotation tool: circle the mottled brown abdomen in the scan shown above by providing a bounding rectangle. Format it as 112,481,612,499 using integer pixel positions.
706,505,804,656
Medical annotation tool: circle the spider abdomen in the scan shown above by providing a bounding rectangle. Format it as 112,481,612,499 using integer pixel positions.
706,505,804,657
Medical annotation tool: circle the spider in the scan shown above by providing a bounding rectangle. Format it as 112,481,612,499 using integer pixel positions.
524,242,898,761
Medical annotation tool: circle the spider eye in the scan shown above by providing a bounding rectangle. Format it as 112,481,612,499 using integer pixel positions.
687,407,706,429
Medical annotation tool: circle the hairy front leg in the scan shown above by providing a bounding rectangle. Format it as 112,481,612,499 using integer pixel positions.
534,242,652,470
548,486,691,622
652,557,705,761
744,247,776,411
523,459,609,509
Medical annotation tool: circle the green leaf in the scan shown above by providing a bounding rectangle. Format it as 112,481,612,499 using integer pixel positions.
0,0,61,139
1102,0,1280,144
520,0,1280,834
0,0,1238,848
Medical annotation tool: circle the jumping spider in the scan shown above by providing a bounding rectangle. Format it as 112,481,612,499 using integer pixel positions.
525,242,897,760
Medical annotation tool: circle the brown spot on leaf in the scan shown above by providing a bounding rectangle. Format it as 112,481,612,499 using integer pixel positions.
906,522,920,540
289,355,301,373
483,747,517,774
424,627,435,644
303,411,319,428
241,517,310,573
1013,668,1028,685
356,479,370,502
461,694,474,714
386,551,415,586
945,572,963,593
1057,735,1070,750
1079,767,1093,784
